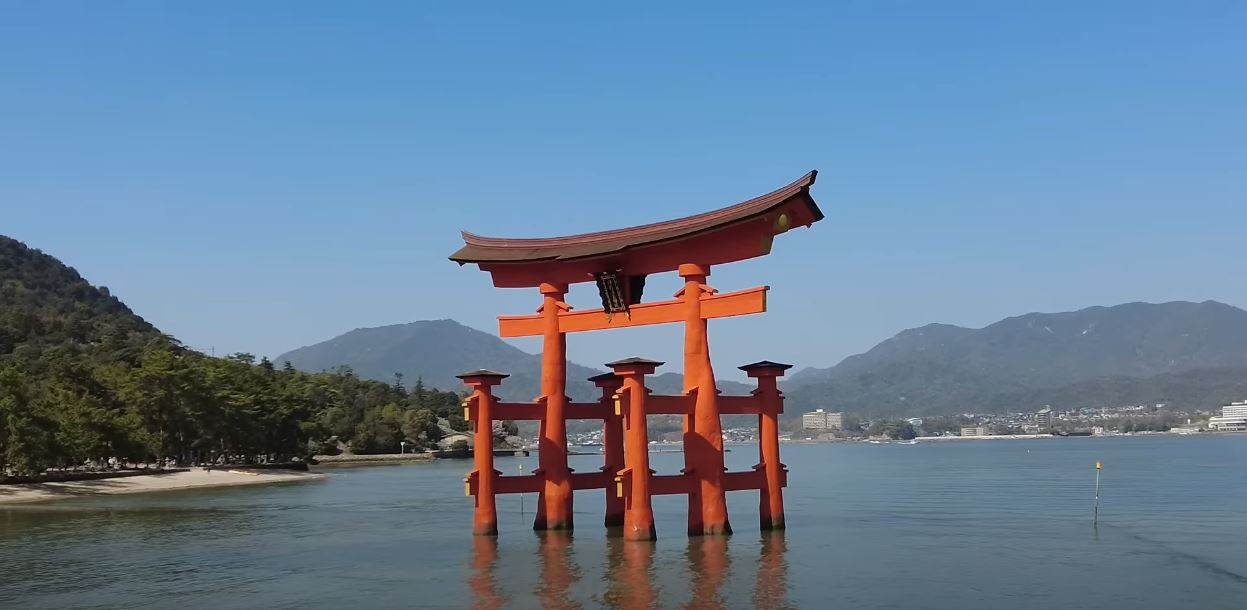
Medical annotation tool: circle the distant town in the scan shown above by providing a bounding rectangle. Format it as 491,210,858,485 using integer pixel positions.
784,398,1247,442
561,398,1247,446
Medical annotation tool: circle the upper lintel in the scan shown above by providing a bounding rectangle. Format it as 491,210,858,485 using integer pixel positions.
448,171,823,288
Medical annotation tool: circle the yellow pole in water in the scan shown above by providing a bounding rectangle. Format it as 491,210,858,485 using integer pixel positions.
1094,461,1102,524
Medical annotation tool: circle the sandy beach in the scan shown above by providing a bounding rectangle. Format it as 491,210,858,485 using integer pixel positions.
0,468,327,505
314,453,435,464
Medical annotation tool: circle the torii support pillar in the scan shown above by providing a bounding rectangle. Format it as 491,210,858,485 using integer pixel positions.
590,373,626,527
458,369,509,536
741,361,793,531
610,357,661,541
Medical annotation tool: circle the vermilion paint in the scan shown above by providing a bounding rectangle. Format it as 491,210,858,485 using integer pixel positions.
452,171,823,539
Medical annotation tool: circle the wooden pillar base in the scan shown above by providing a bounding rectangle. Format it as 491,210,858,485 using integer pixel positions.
604,479,625,528
623,524,657,541
533,490,574,531
697,521,733,536
535,518,574,531
760,516,786,531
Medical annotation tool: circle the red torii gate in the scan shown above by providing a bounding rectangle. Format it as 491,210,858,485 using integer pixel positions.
450,171,823,539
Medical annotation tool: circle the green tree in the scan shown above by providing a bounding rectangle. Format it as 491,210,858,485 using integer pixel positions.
866,419,917,440
49,387,112,467
107,342,206,465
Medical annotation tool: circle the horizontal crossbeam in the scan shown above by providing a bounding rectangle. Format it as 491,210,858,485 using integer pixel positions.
477,394,743,420
497,286,768,337
484,401,611,421
469,467,786,496
646,394,691,415
476,391,763,421
651,473,693,495
719,395,769,415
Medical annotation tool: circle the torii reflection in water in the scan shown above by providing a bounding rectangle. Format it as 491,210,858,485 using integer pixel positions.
468,531,791,609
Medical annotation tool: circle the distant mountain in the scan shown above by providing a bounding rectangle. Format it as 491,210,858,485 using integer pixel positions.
785,301,1247,416
276,319,752,401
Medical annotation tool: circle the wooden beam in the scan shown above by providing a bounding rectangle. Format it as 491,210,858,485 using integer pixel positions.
493,402,544,420
718,395,763,415
723,470,766,492
650,473,695,496
484,470,781,496
494,396,759,419
498,286,768,338
570,471,611,490
568,402,610,420
490,401,609,420
494,474,543,494
647,394,693,415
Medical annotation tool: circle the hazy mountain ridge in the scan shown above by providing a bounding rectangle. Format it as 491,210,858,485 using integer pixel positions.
276,319,753,400
10,232,1243,419
785,300,1247,415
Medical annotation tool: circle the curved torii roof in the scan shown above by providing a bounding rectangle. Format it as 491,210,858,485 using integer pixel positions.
450,171,823,288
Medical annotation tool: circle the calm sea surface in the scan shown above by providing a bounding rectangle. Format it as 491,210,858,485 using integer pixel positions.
1,435,1245,609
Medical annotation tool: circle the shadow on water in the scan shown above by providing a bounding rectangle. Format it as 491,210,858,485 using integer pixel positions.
467,531,790,609
1097,522,1247,585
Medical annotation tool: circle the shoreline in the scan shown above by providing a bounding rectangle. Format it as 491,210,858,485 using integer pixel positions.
314,453,436,465
785,431,1246,443
0,468,327,505
911,433,1057,441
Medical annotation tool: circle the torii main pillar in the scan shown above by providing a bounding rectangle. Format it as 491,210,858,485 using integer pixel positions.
679,263,731,535
533,282,573,531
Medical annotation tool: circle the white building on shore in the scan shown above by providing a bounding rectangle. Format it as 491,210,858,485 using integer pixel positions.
1208,400,1247,432
1035,407,1054,429
802,409,843,431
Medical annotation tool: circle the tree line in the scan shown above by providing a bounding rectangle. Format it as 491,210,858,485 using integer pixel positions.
0,339,475,477
0,235,497,477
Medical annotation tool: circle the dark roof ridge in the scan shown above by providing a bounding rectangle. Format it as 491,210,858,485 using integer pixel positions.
450,171,819,264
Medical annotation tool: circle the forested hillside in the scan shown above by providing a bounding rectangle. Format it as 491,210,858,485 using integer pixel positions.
0,236,467,476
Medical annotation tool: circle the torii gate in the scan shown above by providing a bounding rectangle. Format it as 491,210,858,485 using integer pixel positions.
450,171,823,540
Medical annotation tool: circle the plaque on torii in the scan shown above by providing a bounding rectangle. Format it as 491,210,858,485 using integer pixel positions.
450,171,823,540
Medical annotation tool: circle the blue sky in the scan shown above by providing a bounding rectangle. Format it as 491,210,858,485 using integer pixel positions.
3,2,1244,380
